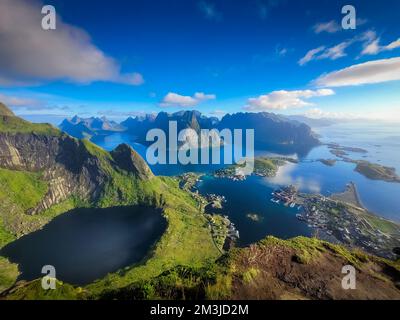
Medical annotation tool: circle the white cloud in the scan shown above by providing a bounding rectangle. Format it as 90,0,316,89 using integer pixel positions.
361,32,400,56
299,30,400,65
315,57,400,87
313,18,367,34
244,89,335,111
319,41,352,60
0,0,144,86
361,39,381,55
160,92,216,108
298,46,326,66
299,40,355,65
0,93,41,108
386,38,400,50
313,20,341,34
0,92,73,112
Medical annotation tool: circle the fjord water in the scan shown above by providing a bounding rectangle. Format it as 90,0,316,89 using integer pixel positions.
92,122,400,246
1,206,166,285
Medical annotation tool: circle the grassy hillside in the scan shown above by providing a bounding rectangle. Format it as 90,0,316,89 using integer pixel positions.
0,168,48,211
0,112,60,136
2,279,82,300
103,236,400,300
0,103,15,117
0,172,221,299
0,135,221,299
0,257,19,294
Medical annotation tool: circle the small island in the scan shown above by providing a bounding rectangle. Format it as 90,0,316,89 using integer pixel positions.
318,159,337,167
326,144,400,183
246,213,263,222
327,143,368,154
214,156,296,180
354,161,400,183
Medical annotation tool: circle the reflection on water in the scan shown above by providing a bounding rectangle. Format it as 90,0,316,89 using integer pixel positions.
269,163,322,194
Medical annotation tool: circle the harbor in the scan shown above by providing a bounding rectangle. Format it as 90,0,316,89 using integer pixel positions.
270,183,400,259
271,185,302,209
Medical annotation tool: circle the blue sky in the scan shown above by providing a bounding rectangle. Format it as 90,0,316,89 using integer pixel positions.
0,0,399,123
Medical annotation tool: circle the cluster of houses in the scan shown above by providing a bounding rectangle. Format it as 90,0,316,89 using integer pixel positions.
271,185,299,208
295,193,398,259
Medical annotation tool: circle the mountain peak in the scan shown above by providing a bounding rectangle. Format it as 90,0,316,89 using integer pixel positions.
70,115,82,123
0,103,16,117
111,143,154,180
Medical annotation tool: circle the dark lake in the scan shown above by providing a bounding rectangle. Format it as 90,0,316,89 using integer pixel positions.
0,206,166,286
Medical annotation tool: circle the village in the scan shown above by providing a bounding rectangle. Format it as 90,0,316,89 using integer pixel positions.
206,214,240,252
271,184,400,259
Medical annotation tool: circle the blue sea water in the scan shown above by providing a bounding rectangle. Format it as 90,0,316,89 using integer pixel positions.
91,122,400,246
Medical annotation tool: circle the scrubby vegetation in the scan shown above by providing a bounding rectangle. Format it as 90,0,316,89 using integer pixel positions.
2,279,83,300
85,236,400,300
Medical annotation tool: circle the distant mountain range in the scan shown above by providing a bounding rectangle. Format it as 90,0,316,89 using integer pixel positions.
287,115,337,128
59,115,125,139
59,111,320,154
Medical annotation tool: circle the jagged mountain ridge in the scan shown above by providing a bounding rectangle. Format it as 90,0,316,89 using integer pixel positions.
59,115,125,139
60,110,320,152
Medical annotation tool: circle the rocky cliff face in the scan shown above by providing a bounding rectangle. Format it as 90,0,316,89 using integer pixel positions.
0,104,154,215
0,133,106,214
